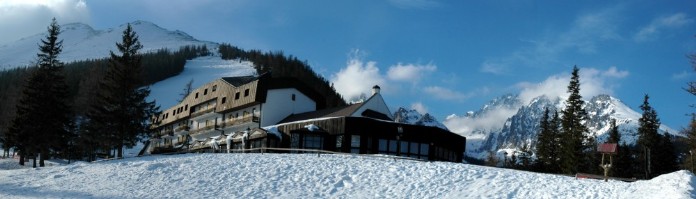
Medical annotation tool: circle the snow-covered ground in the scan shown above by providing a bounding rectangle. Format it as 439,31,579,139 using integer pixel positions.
147,55,256,111
0,153,693,199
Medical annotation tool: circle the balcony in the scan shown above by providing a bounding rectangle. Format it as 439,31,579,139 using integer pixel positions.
220,115,259,128
190,107,216,118
174,125,190,135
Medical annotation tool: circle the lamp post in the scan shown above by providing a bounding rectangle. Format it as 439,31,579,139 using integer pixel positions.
397,125,403,156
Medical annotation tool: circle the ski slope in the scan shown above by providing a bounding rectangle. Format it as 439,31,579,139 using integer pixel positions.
146,55,257,110
0,153,693,198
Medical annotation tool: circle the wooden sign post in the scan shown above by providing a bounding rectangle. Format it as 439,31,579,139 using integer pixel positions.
598,143,618,182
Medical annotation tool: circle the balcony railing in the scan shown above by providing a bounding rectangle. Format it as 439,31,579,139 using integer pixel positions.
190,107,216,118
174,125,190,132
189,115,259,136
221,115,259,128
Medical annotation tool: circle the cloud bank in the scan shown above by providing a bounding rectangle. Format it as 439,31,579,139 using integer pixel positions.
445,66,629,134
0,0,90,44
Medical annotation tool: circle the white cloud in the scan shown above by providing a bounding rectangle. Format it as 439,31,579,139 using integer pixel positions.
444,107,519,135
331,56,386,102
387,63,436,82
0,0,91,44
410,102,428,114
601,66,629,78
516,66,627,105
423,86,470,101
634,13,693,42
480,7,622,74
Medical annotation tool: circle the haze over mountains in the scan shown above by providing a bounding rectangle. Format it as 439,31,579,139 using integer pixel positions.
1,21,679,160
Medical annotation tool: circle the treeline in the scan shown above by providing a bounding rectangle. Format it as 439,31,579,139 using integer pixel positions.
219,43,347,108
489,66,686,180
0,19,209,165
0,44,209,135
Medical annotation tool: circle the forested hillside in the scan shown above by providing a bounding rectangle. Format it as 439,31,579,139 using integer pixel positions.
218,43,347,108
0,45,210,137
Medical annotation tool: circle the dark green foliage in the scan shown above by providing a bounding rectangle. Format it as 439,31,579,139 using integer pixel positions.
85,24,159,158
218,43,347,108
608,119,620,144
559,66,591,175
535,107,561,173
7,18,73,167
635,95,679,178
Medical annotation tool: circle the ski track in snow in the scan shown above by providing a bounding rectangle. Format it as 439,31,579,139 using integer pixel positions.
0,153,693,199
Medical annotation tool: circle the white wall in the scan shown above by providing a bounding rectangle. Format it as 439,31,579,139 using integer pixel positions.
261,88,316,126
352,93,393,120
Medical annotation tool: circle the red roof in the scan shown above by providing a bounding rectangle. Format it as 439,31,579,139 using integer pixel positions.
597,143,618,154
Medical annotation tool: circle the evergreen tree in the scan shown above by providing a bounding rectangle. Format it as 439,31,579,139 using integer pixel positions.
682,116,696,172
7,18,73,167
607,119,620,143
559,66,590,175
653,133,678,176
87,24,159,158
613,142,635,178
636,94,661,178
535,107,554,171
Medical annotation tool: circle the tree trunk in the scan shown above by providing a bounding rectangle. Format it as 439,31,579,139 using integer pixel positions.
117,145,123,158
39,148,46,167
19,152,24,166
32,156,36,168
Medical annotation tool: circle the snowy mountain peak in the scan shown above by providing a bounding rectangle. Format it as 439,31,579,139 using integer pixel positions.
394,107,449,130
447,93,678,159
0,20,216,69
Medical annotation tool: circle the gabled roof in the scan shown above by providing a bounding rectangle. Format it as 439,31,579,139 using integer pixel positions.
280,103,363,123
221,75,259,87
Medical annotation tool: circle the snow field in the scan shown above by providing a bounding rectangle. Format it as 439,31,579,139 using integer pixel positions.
0,153,693,199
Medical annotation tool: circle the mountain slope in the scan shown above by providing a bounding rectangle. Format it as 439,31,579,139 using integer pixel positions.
447,94,679,159
393,107,449,130
0,20,215,69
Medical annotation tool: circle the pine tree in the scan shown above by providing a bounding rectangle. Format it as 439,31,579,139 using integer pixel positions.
559,66,590,175
682,116,696,173
636,94,661,178
7,18,72,167
88,24,159,158
535,107,554,171
607,119,620,143
653,133,678,176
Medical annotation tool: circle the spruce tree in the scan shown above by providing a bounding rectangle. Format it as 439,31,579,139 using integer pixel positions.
636,94,661,178
88,24,158,158
8,18,72,167
559,66,590,175
682,116,696,172
607,119,620,143
535,107,553,171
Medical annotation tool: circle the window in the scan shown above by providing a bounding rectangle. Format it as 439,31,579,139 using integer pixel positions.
378,139,387,152
235,92,240,100
291,94,296,101
350,135,361,154
244,89,249,97
172,110,176,115
221,97,227,104
195,92,199,99
389,140,397,154
204,89,208,95
304,135,323,150
410,142,419,155
420,143,429,156
212,85,217,92
336,135,343,151
290,133,300,150
400,141,408,156
185,104,188,111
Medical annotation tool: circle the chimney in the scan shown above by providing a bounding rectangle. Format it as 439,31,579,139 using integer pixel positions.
372,85,381,96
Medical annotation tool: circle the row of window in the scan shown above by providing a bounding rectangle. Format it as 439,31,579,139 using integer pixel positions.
160,85,253,122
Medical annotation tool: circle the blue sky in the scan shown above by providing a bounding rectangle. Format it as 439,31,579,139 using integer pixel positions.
1,0,695,129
